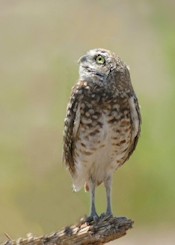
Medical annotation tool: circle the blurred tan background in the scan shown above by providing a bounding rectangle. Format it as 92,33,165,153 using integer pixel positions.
0,0,175,244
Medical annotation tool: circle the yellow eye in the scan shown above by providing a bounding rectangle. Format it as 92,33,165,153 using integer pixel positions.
96,55,105,64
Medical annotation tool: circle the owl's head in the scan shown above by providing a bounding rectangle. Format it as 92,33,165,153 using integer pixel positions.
78,48,129,87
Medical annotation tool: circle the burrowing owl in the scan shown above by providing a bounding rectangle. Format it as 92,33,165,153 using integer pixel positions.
63,48,141,221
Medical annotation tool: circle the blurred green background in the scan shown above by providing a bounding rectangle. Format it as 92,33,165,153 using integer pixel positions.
0,0,175,244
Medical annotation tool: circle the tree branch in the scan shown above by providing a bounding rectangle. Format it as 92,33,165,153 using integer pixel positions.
2,216,133,245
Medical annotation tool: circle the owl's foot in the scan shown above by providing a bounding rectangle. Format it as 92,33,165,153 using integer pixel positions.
86,212,99,223
105,210,113,217
99,212,113,221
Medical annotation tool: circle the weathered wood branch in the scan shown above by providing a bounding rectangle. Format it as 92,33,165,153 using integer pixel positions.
2,216,133,245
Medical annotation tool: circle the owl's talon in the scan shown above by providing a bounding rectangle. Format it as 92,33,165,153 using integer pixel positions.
86,214,99,223
105,210,113,217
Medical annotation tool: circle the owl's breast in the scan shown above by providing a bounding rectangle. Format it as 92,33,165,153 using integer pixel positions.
73,100,132,188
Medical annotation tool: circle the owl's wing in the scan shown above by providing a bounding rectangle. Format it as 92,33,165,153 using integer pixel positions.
127,95,141,159
63,86,81,175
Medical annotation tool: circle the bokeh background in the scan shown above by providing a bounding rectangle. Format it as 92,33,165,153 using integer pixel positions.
0,0,175,244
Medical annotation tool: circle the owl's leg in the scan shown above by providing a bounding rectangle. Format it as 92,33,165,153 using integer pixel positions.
104,176,113,216
87,179,98,222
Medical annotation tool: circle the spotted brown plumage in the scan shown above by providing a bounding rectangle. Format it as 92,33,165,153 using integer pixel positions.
63,48,141,221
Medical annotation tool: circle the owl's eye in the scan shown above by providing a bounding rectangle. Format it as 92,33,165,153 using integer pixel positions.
95,55,105,65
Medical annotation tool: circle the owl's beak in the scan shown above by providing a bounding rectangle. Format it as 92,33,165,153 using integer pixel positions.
78,55,87,64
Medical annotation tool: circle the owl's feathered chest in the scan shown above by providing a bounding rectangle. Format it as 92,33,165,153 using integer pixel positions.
77,85,131,132
63,79,141,191
72,92,133,185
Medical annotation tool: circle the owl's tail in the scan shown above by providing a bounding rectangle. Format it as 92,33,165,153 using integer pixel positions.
72,177,84,192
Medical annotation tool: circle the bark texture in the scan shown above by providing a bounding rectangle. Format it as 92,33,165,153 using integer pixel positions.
2,216,133,245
